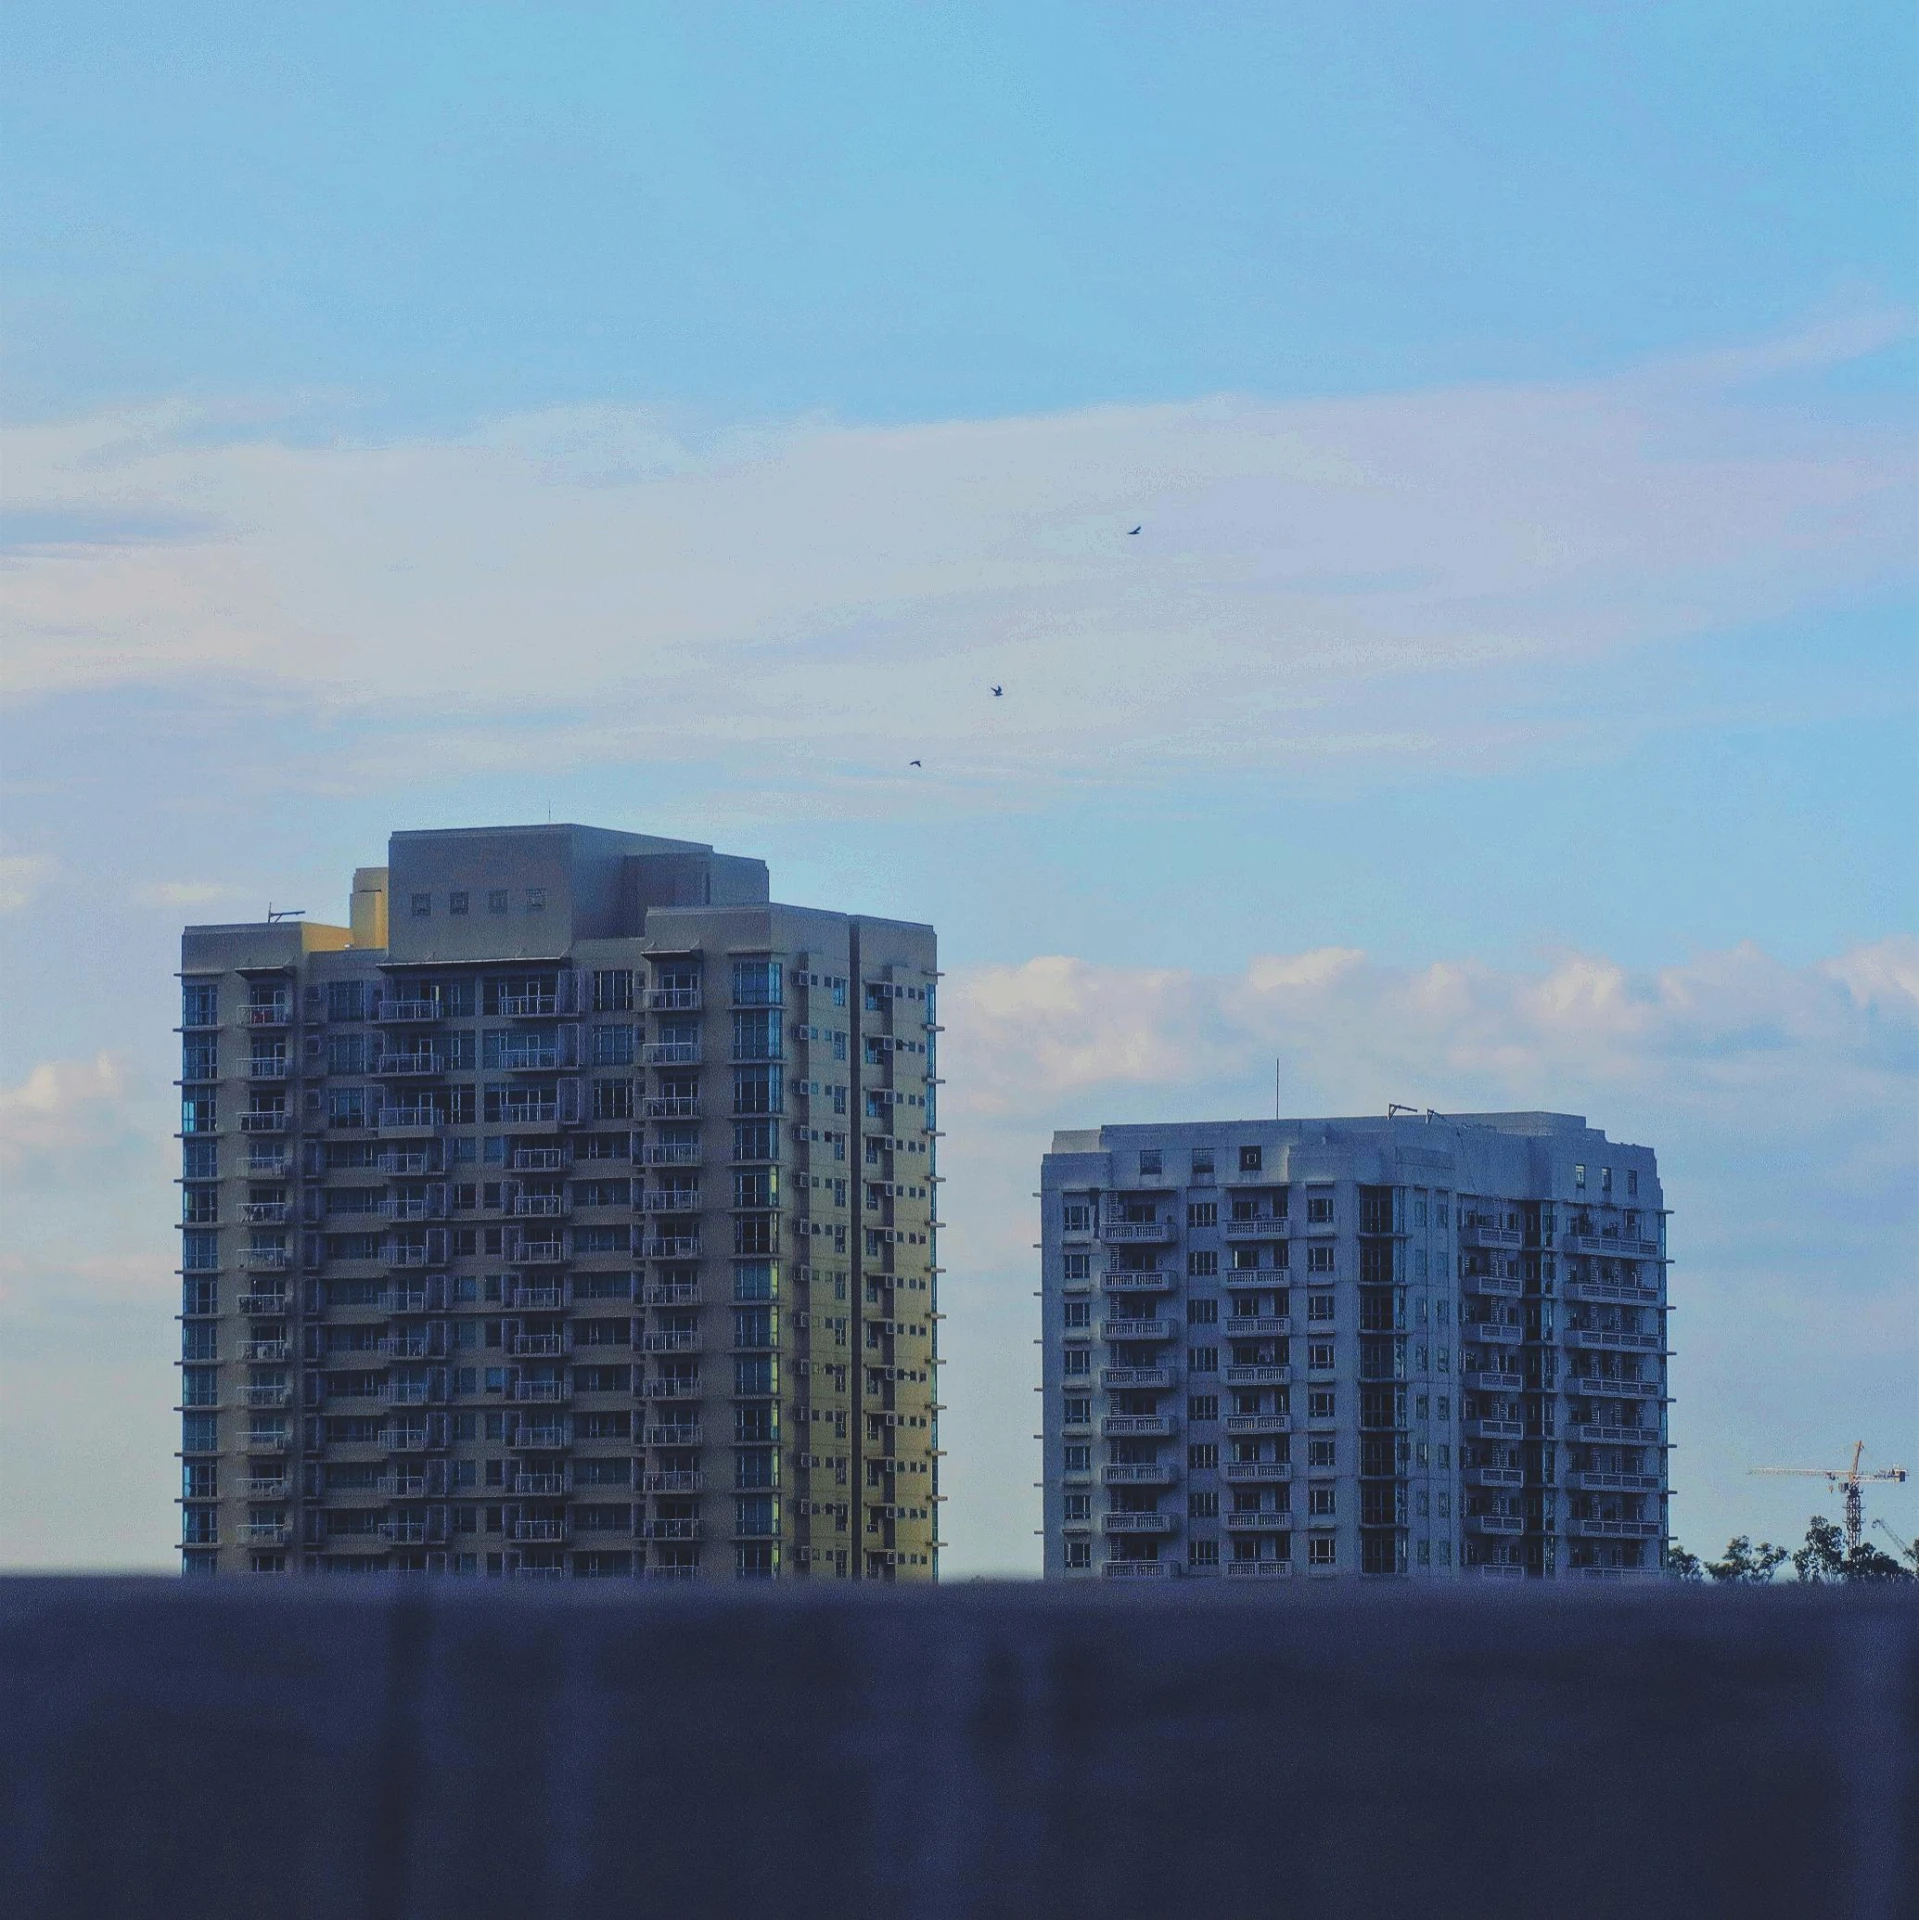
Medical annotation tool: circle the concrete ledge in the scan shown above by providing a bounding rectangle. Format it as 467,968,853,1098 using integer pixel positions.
2,1580,1914,1920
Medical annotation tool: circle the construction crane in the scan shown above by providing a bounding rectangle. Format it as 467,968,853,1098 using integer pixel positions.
1874,1518,1918,1570
1750,1442,1909,1554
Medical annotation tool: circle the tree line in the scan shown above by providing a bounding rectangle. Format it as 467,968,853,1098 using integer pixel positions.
1669,1515,1917,1584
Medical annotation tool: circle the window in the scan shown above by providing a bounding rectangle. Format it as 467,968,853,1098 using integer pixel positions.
1307,1245,1335,1274
1307,1193,1334,1224
732,959,783,1007
1308,1536,1337,1567
1062,1252,1090,1281
524,888,545,913
732,1009,782,1061
1188,1539,1220,1567
1185,1298,1217,1325
182,1138,218,1180
1189,1442,1219,1470
1187,1202,1217,1228
1187,1346,1218,1374
1308,1389,1335,1420
1188,1250,1218,1278
1063,1300,1091,1328
1601,1166,1613,1194
1307,1437,1335,1468
1138,1150,1162,1178
1308,1292,1335,1322
1308,1342,1335,1371
1308,1484,1336,1516
1062,1492,1091,1523
1191,1149,1214,1178
325,981,366,1021
1189,1490,1218,1518
592,1079,634,1121
1062,1202,1091,1232
1627,1169,1639,1197
1062,1349,1090,1376
1239,1145,1262,1174
1063,1444,1091,1472
486,889,507,914
411,893,431,918
1062,1397,1091,1425
181,981,219,1026
1574,1164,1586,1190
733,1065,782,1115
1187,1394,1219,1422
592,1025,636,1066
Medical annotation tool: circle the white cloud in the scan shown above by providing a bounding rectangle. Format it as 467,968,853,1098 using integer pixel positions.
0,853,53,911
2,322,1908,801
0,1053,136,1174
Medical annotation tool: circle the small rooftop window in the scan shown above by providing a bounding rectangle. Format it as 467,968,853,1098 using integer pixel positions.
410,892,431,919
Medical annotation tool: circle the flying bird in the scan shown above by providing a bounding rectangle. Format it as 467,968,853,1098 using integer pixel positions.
909,759,922,768
990,685,1003,697
1127,525,1141,535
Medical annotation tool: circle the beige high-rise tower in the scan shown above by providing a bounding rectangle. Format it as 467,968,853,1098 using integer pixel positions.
175,824,941,1581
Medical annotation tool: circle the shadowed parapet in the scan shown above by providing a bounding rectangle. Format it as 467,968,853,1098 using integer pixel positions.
0,1579,1913,1920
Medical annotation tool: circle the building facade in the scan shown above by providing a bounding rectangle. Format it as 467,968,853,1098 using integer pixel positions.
1040,1113,1669,1581
176,823,941,1580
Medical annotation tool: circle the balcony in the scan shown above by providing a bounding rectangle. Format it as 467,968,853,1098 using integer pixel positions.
239,1339,290,1363
1567,1517,1661,1540
641,1518,702,1542
644,1143,702,1167
641,1331,702,1354
385,1197,445,1223
1101,1512,1177,1536
643,1470,705,1494
506,1148,565,1174
512,1333,569,1358
1562,1233,1661,1260
240,1521,292,1546
1224,1315,1291,1337
1099,1269,1174,1293
643,1423,702,1447
381,1518,429,1546
644,1282,701,1307
1463,1418,1524,1441
376,1109,444,1137
238,1201,291,1225
1100,1560,1173,1579
1566,1472,1662,1493
238,1112,289,1134
1098,1220,1175,1244
1564,1328,1662,1353
1567,1422,1662,1446
1565,1279,1661,1307
1224,1364,1290,1388
1223,1414,1292,1436
1224,1560,1293,1579
386,1243,431,1269
1465,1466,1525,1489
641,1235,701,1260
1464,1370,1525,1394
509,1193,568,1218
497,1048,561,1072
245,1057,291,1082
1222,1462,1292,1485
514,1240,567,1265
497,993,558,1018
510,1517,569,1544
508,1426,569,1451
377,1149,439,1176
243,1429,291,1453
1101,1414,1177,1438
244,1151,292,1177
376,999,443,1025
1100,1464,1178,1488
1101,1366,1173,1390
643,1041,702,1067
1564,1375,1659,1400
1466,1513,1525,1535
1224,1511,1293,1534
509,1281,566,1310
513,1379,571,1403
1099,1318,1174,1343
241,1476,289,1498
1459,1224,1523,1250
1463,1322,1523,1346
241,1248,292,1273
1222,1216,1288,1239
512,1471,569,1496
1463,1272,1523,1298
643,1377,702,1400
495,1103,561,1130
377,1052,446,1078
239,1003,292,1029
240,1384,292,1408
387,1334,433,1360
639,1189,701,1214
644,1096,701,1121
647,988,702,1012
236,1291,288,1318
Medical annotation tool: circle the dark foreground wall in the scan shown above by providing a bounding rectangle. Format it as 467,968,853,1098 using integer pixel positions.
2,1580,1914,1920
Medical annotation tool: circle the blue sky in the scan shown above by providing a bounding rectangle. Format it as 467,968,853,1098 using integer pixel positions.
1,3,1914,1570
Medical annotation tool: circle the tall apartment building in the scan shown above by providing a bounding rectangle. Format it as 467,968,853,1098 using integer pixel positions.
1040,1112,1669,1581
176,823,942,1580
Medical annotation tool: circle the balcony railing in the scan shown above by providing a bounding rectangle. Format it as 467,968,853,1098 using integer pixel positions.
1224,1560,1293,1579
1565,1375,1659,1399
643,1376,702,1400
641,1331,701,1354
644,1143,701,1167
497,993,558,1018
1224,1315,1291,1337
376,1108,444,1135
1222,1462,1292,1484
1567,1422,1662,1445
643,1096,700,1120
644,1282,701,1307
238,1201,290,1225
512,1333,569,1358
1100,1414,1177,1438
1099,1319,1174,1342
512,1471,569,1496
237,1290,289,1314
508,1282,565,1310
239,1112,288,1134
514,1240,567,1264
1223,1363,1291,1388
1464,1272,1524,1297
1566,1471,1662,1493
1099,1269,1173,1292
240,1521,291,1546
643,1042,701,1066
1098,1221,1174,1244
1222,1216,1288,1239
241,1477,290,1498
1464,1369,1525,1393
1102,1512,1177,1535
1465,1513,1525,1535
378,1052,448,1078
1223,1511,1292,1533
642,1235,701,1259
1463,1322,1523,1345
508,1426,570,1450
647,988,701,1011
245,1057,291,1081
1101,1366,1173,1390
510,1517,569,1543
1463,1418,1524,1441
1459,1224,1523,1250
240,1384,292,1408
641,1518,702,1541
509,1194,568,1217
1565,1278,1661,1306
244,1151,292,1177
513,1379,571,1402
643,1470,706,1494
638,1189,701,1213
1465,1466,1525,1489
1562,1233,1661,1259
377,1000,443,1024
1223,1413,1292,1436
1564,1328,1661,1352
239,1339,290,1363
643,1423,702,1447
1100,1464,1178,1487
512,1148,568,1172
239,1003,292,1028
1100,1560,1173,1579
241,1249,292,1272
1567,1517,1661,1540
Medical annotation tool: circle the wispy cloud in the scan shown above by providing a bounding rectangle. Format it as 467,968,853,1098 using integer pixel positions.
0,1053,137,1175
131,880,249,910
3,322,1909,804
0,852,53,912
